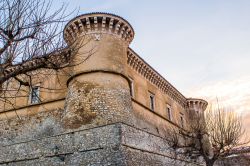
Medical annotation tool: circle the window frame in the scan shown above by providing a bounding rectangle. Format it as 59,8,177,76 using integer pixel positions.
29,85,40,104
166,104,172,121
149,92,155,111
128,77,134,98
180,112,185,128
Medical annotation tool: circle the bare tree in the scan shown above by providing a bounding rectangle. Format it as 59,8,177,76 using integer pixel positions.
0,0,90,109
165,104,249,166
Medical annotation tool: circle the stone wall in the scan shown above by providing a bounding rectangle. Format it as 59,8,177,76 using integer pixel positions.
0,107,199,165
0,117,200,165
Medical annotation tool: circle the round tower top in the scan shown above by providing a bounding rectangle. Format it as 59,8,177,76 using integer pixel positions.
64,12,134,44
186,98,208,112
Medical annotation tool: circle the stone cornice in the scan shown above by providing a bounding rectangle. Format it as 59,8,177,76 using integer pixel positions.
127,48,187,108
63,12,134,44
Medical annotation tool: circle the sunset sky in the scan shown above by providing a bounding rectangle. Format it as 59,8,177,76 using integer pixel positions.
58,0,250,133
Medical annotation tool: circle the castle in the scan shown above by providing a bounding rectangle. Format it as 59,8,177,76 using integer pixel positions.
0,13,207,165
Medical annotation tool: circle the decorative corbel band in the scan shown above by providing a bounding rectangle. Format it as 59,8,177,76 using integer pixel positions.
63,12,134,44
127,48,187,108
186,98,208,111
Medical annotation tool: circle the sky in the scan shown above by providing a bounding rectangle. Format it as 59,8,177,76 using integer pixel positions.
55,0,250,132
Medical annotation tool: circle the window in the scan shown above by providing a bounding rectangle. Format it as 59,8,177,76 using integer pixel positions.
128,77,134,97
149,92,155,111
166,104,172,121
30,86,40,104
180,113,184,128
0,83,2,94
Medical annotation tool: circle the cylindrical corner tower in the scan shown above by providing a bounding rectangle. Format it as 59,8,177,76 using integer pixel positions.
62,13,135,129
186,98,208,119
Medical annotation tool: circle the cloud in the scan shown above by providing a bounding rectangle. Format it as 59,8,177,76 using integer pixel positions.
186,76,250,137
186,76,250,115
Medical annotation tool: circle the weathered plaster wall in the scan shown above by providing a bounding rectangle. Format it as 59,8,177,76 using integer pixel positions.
128,66,188,130
0,69,68,112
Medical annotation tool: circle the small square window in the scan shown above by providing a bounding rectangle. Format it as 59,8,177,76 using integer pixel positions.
30,86,40,104
149,92,155,111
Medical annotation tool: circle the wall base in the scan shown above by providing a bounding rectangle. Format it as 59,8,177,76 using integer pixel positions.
0,123,200,166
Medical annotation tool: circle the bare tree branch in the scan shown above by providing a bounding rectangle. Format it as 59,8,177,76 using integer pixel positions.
164,103,249,166
0,0,94,110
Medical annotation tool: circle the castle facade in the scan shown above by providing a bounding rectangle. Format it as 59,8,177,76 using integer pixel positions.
0,13,207,165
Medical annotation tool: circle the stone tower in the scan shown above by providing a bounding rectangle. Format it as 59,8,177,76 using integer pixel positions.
186,98,208,120
63,13,136,129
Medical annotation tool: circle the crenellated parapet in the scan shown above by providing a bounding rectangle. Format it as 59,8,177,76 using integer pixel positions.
63,12,134,44
186,98,208,112
127,48,187,108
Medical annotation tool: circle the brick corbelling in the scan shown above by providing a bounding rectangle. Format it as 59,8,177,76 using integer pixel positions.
186,98,208,111
127,48,187,108
63,12,134,44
